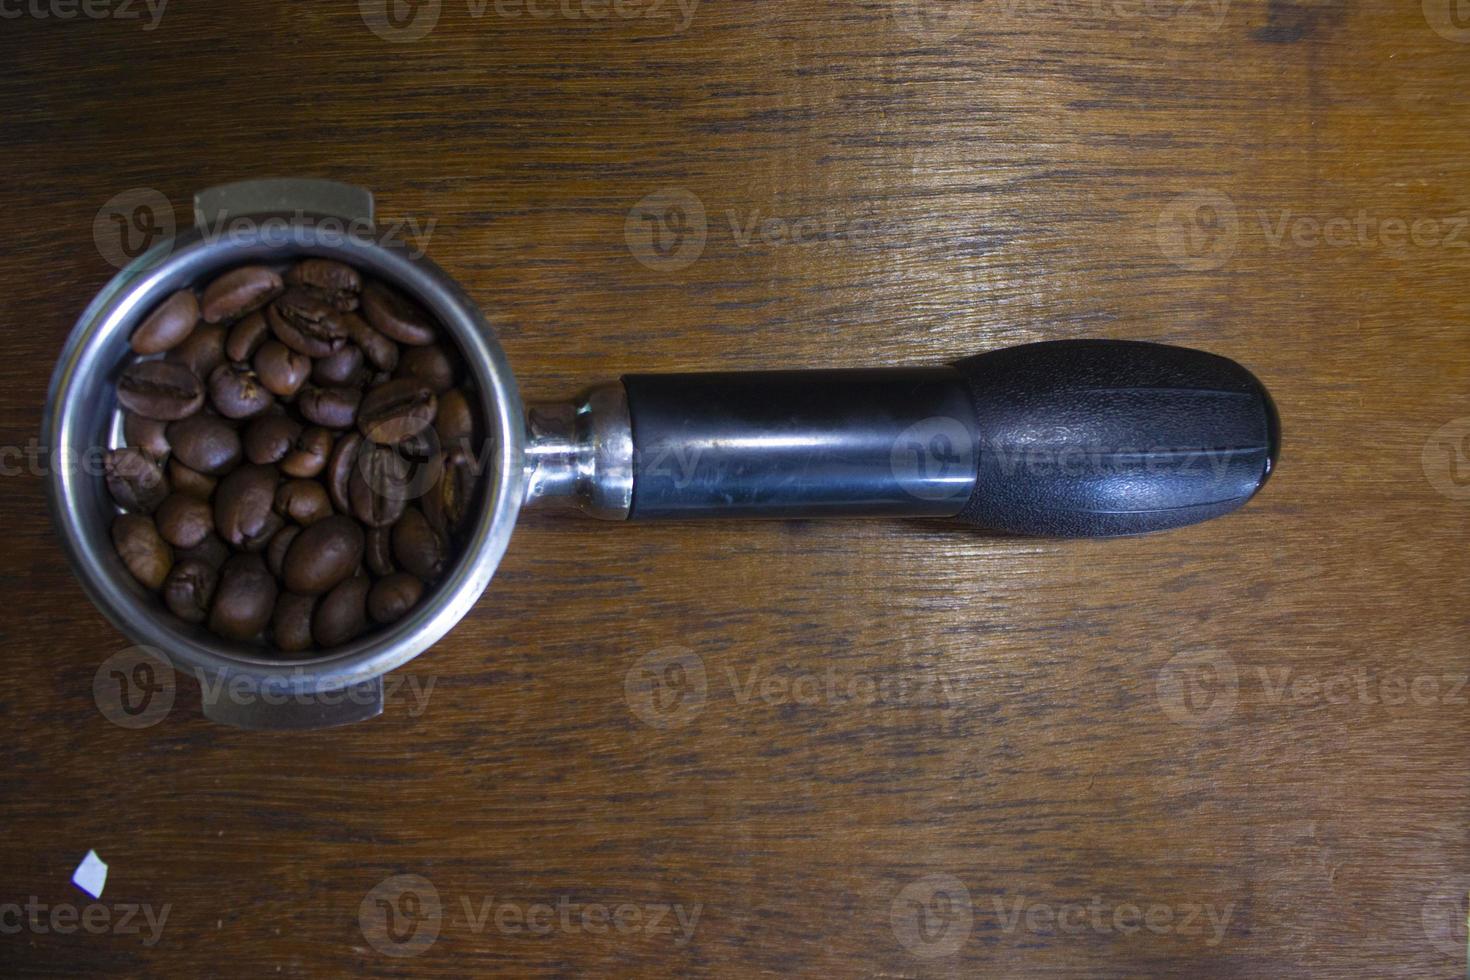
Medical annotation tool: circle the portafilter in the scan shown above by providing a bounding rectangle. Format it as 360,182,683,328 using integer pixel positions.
44,179,1278,729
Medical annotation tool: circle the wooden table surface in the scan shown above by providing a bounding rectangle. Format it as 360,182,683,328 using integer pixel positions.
3,0,1468,976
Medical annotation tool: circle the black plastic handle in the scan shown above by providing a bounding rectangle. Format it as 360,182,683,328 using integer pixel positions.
623,340,1278,536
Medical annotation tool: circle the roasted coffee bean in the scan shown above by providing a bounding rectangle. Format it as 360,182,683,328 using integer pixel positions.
434,387,478,455
117,360,205,421
393,427,440,465
312,344,365,386
155,492,214,549
166,414,242,475
243,414,302,465
313,574,370,647
275,479,333,525
368,572,423,625
364,526,395,577
325,431,363,513
214,463,279,549
424,451,478,537
168,459,218,499
201,266,283,324
253,340,312,398
348,444,411,528
395,344,460,394
265,524,301,580
225,311,271,363
208,553,277,640
392,507,447,582
208,363,275,419
343,313,399,373
361,281,437,346
105,448,169,513
358,377,437,445
242,511,285,553
178,532,229,569
298,385,361,429
267,288,348,357
112,514,172,590
280,426,333,479
131,289,199,355
420,457,447,534
286,259,361,311
282,515,363,595
166,322,227,379
162,558,218,624
272,592,316,653
123,412,171,459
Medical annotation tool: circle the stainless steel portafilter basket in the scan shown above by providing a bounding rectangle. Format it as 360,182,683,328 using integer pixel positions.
45,179,1279,730
47,180,524,729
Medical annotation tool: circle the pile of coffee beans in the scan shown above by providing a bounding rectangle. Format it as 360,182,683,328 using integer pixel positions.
106,259,484,653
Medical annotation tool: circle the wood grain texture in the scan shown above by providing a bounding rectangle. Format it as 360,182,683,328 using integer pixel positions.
2,0,1468,976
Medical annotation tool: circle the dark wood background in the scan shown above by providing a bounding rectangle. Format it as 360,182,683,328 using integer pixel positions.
3,0,1467,976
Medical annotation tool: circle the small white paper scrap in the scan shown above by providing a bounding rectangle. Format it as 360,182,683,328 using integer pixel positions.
72,850,108,899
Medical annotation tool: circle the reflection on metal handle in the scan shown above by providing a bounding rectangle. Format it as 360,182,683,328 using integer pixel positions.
523,381,633,520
